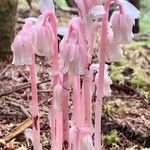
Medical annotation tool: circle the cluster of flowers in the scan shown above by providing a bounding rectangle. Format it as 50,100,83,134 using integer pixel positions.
11,0,140,150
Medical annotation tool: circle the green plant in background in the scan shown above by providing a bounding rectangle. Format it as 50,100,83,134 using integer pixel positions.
103,99,124,117
131,72,145,89
109,58,127,84
103,130,120,147
140,0,150,34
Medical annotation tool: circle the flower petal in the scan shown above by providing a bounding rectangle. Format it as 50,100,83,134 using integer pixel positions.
39,0,55,14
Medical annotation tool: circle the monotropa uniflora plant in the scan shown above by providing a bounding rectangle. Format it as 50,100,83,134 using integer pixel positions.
11,0,140,149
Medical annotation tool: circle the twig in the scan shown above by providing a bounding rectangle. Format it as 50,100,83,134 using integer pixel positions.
5,97,31,118
0,64,11,80
0,77,51,97
37,90,52,93
111,82,140,95
3,117,32,143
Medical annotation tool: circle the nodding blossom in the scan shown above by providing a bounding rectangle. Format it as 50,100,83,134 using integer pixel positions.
105,27,122,62
59,17,88,75
69,123,94,150
110,0,141,43
75,0,105,56
35,11,56,58
90,64,112,98
11,20,37,65
39,0,55,13
35,0,57,58
75,0,101,21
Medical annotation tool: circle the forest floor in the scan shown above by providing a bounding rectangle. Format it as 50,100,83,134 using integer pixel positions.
0,2,150,150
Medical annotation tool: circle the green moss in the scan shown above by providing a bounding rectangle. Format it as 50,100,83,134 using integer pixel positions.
103,100,124,117
131,74,145,88
103,130,120,146
113,58,127,67
109,59,126,84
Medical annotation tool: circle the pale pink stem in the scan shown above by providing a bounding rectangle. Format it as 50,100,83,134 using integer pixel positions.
83,72,92,128
55,111,63,150
50,74,62,150
47,12,62,150
48,107,55,149
29,54,41,150
49,104,56,150
72,76,81,126
54,76,63,150
72,76,86,150
94,0,113,149
62,74,70,150
72,130,80,150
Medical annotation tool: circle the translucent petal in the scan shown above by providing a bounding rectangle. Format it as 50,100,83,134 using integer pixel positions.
39,0,55,14
110,11,135,44
58,26,68,36
24,128,33,142
123,0,141,19
105,28,122,62
11,21,36,65
88,5,106,21
59,18,88,75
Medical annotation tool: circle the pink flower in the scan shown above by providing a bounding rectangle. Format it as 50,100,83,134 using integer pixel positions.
35,11,56,58
110,11,134,43
75,0,102,20
11,20,37,65
39,0,55,14
59,17,88,75
110,0,140,44
105,28,122,62
75,0,105,57
69,123,94,150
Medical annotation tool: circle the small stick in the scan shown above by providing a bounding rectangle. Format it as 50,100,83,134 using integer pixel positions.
5,98,31,118
3,118,32,143
0,77,51,97
0,64,11,79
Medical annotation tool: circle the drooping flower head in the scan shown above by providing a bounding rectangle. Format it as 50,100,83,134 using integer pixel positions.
59,17,88,75
35,0,57,58
74,0,101,20
110,0,141,43
11,20,37,65
35,12,56,58
105,27,122,62
75,0,105,57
